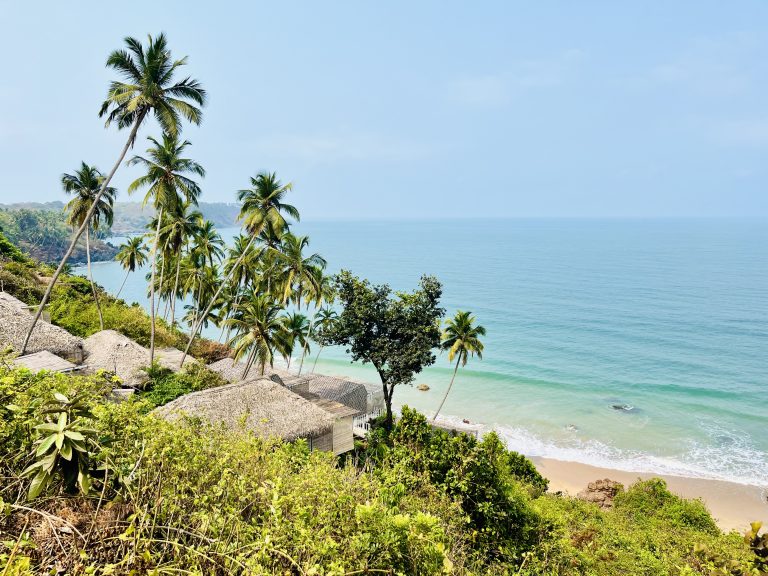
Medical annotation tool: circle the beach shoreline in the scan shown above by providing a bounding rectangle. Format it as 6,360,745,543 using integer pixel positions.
533,456,768,532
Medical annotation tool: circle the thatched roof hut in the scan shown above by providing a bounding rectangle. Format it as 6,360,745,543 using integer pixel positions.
83,330,150,388
153,378,335,442
206,358,379,415
0,292,84,362
12,350,79,373
83,331,191,388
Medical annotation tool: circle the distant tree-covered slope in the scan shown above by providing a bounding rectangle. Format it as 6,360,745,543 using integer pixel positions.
0,201,241,234
0,208,118,264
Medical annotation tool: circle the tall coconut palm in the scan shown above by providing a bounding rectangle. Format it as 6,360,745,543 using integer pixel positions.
192,220,224,268
310,306,338,373
160,203,203,326
23,33,205,353
281,312,310,370
181,171,299,365
62,163,116,330
128,134,204,363
115,236,148,298
432,311,486,421
226,296,291,379
272,234,326,308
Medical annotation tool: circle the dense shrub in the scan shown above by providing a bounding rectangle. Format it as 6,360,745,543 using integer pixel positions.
141,362,228,407
0,365,759,575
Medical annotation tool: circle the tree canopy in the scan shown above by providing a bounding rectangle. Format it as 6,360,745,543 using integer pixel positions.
321,270,444,428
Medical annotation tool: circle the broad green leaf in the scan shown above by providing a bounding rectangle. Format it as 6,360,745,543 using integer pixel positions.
35,434,57,456
57,411,68,429
55,432,65,450
64,430,85,441
27,470,50,500
54,392,69,403
60,442,73,461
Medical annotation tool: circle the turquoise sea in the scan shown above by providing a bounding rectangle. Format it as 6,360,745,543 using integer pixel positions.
77,219,768,487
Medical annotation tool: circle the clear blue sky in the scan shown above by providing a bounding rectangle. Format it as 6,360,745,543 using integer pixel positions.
1,1,767,218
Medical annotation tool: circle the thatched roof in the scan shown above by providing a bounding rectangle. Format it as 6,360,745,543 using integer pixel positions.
295,390,359,418
83,330,150,388
207,358,377,415
305,375,368,416
83,331,191,388
0,292,84,361
153,378,335,441
12,350,78,373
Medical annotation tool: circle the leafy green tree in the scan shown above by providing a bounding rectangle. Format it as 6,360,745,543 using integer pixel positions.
226,295,291,378
321,270,444,429
24,33,205,353
181,172,299,365
128,134,205,364
62,163,116,330
115,236,148,298
272,233,326,308
433,311,486,421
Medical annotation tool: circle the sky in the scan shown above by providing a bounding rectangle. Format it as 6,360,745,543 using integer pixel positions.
1,1,767,218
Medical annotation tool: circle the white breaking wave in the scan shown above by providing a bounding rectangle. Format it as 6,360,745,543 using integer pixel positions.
429,412,768,487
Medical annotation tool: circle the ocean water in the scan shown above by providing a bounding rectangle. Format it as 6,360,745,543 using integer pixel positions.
77,219,768,486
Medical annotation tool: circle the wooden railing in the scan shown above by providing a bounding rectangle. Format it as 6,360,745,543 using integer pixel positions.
352,408,383,437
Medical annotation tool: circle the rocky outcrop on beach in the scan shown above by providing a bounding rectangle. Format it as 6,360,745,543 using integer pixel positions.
577,479,624,509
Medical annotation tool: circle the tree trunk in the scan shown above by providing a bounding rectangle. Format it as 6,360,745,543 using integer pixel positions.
148,206,163,365
22,114,144,354
297,313,315,375
116,269,130,299
383,384,394,431
311,345,324,373
241,347,257,379
170,252,182,327
85,228,104,331
158,244,167,321
433,357,461,421
180,235,257,366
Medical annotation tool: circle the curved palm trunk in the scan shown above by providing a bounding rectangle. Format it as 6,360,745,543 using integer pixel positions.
148,206,164,365
116,269,131,299
158,245,167,321
22,115,144,354
170,254,182,327
85,228,104,331
180,235,257,366
311,345,324,373
433,356,461,421
297,315,315,375
241,347,257,379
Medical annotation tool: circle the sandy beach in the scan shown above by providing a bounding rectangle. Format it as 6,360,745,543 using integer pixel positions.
534,456,768,532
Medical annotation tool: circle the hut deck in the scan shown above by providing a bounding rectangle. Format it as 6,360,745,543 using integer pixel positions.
12,350,79,373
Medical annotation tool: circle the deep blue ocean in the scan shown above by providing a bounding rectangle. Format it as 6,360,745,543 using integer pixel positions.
79,219,768,486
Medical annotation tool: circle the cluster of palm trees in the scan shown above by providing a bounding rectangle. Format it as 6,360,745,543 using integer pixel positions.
25,31,487,418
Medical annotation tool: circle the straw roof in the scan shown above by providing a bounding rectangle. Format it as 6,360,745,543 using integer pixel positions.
206,358,375,415
153,378,335,441
156,347,198,371
82,330,151,388
0,292,84,361
295,390,359,418
12,350,78,373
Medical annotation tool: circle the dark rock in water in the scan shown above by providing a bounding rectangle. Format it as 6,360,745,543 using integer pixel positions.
577,478,624,509
566,424,578,432
611,403,635,412
462,418,471,424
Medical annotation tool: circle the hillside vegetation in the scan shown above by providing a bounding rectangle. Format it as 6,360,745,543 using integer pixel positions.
1,231,765,575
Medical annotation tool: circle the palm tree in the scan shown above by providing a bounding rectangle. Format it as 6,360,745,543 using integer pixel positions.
281,312,310,370
226,296,291,379
115,236,148,298
310,306,338,373
23,33,205,353
272,233,327,308
180,171,299,365
432,311,486,421
160,203,203,326
128,134,205,363
192,220,224,268
62,163,116,330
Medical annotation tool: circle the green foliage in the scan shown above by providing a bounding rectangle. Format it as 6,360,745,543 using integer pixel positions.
323,270,445,428
0,365,756,575
141,362,227,407
20,392,103,499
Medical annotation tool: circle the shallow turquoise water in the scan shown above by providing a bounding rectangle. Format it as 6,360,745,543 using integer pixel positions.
80,219,768,486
